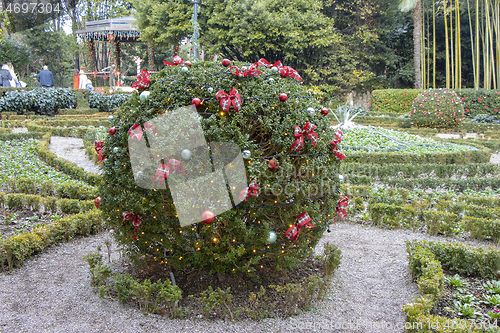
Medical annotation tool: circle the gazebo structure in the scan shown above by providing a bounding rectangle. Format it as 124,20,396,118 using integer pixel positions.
75,16,154,78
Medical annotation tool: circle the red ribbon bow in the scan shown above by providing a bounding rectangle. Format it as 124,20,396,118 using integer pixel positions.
239,181,259,202
285,212,315,244
121,212,143,240
290,122,318,152
333,151,346,161
94,196,101,208
255,58,282,68
330,130,343,151
131,69,150,89
230,64,262,78
216,88,242,112
144,122,155,132
150,159,186,185
278,66,302,82
334,196,349,224
128,124,143,141
163,55,184,66
94,141,105,163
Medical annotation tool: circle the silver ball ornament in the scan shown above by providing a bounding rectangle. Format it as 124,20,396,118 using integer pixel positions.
268,78,274,82
267,231,277,244
242,150,251,159
139,91,150,102
307,107,315,115
271,66,278,73
207,87,214,93
113,147,120,153
181,149,192,161
338,174,344,182
181,66,189,73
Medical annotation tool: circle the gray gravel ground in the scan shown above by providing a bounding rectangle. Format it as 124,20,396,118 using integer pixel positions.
48,136,102,175
0,135,498,333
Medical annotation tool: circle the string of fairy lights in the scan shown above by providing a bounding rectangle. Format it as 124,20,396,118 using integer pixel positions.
102,59,344,270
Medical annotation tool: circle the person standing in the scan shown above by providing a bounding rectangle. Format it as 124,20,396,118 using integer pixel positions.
73,69,80,89
6,63,19,87
0,64,12,87
37,65,54,88
78,69,88,89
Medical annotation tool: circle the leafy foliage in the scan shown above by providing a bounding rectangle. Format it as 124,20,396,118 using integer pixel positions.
0,88,76,115
88,91,130,112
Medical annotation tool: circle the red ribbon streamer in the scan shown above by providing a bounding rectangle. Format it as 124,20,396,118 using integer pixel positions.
216,88,242,112
285,212,315,244
128,124,143,141
255,58,282,68
121,212,143,240
131,69,150,89
334,196,349,224
94,141,105,163
290,122,318,152
163,55,184,66
278,66,302,82
239,181,259,202
330,130,343,151
230,64,262,78
150,159,186,185
333,150,346,161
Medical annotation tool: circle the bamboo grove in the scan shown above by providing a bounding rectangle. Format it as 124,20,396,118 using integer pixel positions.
419,0,500,90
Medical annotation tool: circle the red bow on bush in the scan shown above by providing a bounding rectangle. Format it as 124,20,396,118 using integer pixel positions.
285,212,315,244
128,124,143,141
121,212,143,240
278,66,302,82
150,159,186,186
131,69,150,89
163,55,183,66
255,58,282,68
230,64,262,78
290,122,318,152
94,196,101,208
334,196,349,224
333,150,346,161
216,88,242,112
94,141,105,163
239,181,259,202
330,130,343,150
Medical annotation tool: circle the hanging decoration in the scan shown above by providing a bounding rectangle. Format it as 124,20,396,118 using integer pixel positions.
121,212,143,240
164,55,184,66
133,56,143,75
290,122,318,152
230,64,262,78
239,181,259,202
131,70,151,90
285,212,315,244
94,141,105,163
216,88,242,112
151,159,186,186
254,58,302,82
334,196,349,224
127,124,143,141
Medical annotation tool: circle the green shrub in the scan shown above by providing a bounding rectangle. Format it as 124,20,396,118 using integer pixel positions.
370,89,422,114
88,91,130,112
410,89,465,128
0,88,76,115
458,88,500,118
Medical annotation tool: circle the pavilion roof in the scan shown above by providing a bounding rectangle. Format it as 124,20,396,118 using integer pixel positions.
75,16,141,41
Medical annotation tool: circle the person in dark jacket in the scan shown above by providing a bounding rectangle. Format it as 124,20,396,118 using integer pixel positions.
37,65,54,88
0,64,13,87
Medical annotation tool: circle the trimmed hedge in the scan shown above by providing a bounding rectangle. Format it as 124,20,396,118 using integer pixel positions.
0,209,104,271
370,89,422,114
344,148,491,164
4,177,97,200
0,192,94,214
0,88,76,115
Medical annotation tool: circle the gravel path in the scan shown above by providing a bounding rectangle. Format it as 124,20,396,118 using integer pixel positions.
1,134,498,332
49,136,102,175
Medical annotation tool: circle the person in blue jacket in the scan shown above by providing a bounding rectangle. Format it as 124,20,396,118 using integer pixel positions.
37,65,54,88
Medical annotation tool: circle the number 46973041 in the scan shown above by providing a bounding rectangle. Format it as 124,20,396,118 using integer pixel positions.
5,2,61,14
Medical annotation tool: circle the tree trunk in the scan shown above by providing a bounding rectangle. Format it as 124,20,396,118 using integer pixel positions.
413,0,423,89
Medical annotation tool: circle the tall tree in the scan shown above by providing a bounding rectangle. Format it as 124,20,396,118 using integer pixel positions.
399,0,423,89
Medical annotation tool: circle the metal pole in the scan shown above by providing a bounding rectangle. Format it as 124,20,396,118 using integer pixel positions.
192,0,199,60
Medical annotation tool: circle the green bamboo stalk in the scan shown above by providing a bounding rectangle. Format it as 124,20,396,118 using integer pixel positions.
456,0,461,89
467,0,478,89
477,0,481,89
444,0,450,88
433,0,436,88
450,1,455,89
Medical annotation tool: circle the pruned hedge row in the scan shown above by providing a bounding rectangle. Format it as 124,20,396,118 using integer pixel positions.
371,88,500,118
35,134,101,186
0,209,103,271
404,240,500,332
30,118,109,127
3,177,97,200
344,148,491,164
26,124,99,138
0,192,94,214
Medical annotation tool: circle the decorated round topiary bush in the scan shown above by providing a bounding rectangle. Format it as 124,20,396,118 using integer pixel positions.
410,88,465,128
98,59,345,276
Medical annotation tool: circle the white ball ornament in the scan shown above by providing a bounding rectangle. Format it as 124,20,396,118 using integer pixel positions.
108,115,114,120
307,107,315,115
267,231,277,244
268,78,274,82
181,149,192,161
241,66,248,71
139,91,150,102
207,87,214,93
113,147,120,153
338,174,344,182
242,150,251,159
271,66,278,73
181,66,189,73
